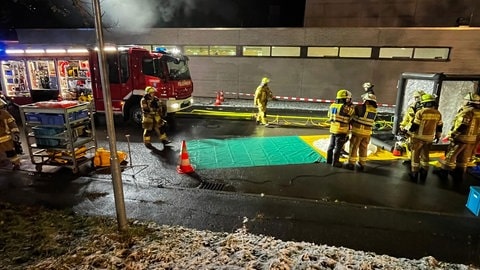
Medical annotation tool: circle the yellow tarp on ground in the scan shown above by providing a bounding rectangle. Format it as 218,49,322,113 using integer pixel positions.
299,135,446,166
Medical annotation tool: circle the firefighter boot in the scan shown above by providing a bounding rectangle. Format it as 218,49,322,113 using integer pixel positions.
344,163,355,170
433,168,449,179
160,134,172,145
355,162,364,172
419,167,428,182
408,171,419,182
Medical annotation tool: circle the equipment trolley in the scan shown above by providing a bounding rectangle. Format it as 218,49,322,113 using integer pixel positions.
19,101,97,173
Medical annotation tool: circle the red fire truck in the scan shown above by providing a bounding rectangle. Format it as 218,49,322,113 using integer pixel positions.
0,45,194,124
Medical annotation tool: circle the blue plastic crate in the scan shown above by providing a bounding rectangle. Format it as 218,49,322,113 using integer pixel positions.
25,113,42,123
32,127,65,147
39,114,65,125
466,186,480,216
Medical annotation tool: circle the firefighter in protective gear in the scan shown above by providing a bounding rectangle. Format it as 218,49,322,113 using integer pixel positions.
362,82,375,95
345,93,377,171
0,98,21,170
435,93,480,179
254,77,274,126
398,90,426,161
141,86,170,149
327,89,355,167
407,93,443,181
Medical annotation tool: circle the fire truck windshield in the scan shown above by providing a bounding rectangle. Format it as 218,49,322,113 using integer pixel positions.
166,59,190,80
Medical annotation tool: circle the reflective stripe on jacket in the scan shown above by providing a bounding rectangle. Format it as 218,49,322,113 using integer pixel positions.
351,103,377,136
412,107,442,141
328,102,354,134
451,106,480,143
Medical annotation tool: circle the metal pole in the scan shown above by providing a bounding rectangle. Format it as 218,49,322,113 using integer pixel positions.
92,0,128,231
125,134,135,176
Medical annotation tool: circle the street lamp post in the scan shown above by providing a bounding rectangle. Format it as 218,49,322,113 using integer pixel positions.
92,0,128,232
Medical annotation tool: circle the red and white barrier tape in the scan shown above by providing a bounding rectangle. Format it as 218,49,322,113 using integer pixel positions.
219,91,395,107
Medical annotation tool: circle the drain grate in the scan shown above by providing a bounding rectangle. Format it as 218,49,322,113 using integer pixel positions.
198,181,226,191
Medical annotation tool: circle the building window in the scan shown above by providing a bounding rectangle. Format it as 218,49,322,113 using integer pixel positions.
413,48,449,60
209,46,237,56
243,46,271,56
307,47,339,57
184,46,209,56
271,46,301,57
339,47,372,58
379,47,413,59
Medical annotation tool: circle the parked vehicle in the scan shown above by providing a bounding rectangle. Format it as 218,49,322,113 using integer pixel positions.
0,46,194,124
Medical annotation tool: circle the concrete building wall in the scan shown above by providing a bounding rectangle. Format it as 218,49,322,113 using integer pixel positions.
304,0,480,27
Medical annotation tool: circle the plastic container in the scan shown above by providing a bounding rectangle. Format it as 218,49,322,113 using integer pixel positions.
466,186,480,216
32,127,65,147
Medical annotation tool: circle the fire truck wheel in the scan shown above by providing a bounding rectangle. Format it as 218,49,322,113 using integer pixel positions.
130,105,143,126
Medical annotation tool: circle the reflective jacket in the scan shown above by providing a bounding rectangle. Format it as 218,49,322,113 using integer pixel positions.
254,84,273,107
0,109,19,151
410,107,443,142
328,102,354,134
351,103,377,136
449,105,480,144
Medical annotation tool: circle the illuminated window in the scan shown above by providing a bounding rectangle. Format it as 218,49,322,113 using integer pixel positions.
184,46,209,56
307,47,339,57
339,47,372,58
413,48,449,60
243,46,270,56
271,46,300,57
209,46,236,56
379,48,413,59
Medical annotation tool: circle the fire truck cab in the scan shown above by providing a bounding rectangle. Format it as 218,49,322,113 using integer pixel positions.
0,45,194,124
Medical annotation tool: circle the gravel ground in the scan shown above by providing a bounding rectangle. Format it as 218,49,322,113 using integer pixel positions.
31,221,478,270
0,202,478,269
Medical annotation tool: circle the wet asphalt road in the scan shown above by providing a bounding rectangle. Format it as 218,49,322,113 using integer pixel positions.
1,114,480,266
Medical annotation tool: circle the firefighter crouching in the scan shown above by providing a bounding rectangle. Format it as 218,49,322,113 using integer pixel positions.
141,86,171,149
407,94,443,181
327,89,355,168
345,93,377,171
435,93,480,180
0,98,21,170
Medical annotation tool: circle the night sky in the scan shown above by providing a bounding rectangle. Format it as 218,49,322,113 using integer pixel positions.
0,0,305,39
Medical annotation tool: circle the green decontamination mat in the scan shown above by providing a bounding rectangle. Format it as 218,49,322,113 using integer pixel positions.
186,136,323,170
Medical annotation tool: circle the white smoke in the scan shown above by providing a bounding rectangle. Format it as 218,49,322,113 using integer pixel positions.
81,0,197,34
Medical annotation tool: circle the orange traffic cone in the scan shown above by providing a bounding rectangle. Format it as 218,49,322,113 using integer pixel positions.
219,90,225,103
392,142,403,156
214,91,222,106
177,140,195,174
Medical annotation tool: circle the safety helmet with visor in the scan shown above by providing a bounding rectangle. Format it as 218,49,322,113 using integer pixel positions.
420,93,436,104
362,82,374,90
145,86,157,94
336,89,352,99
261,77,270,85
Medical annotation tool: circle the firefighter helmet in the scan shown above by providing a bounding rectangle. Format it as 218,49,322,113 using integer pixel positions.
145,86,157,94
261,77,270,85
336,89,352,99
413,90,426,99
420,93,436,104
362,82,374,90
362,93,377,102
464,92,480,104
0,98,6,108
